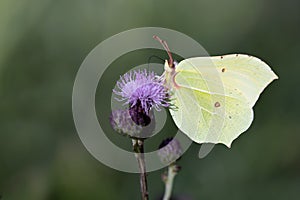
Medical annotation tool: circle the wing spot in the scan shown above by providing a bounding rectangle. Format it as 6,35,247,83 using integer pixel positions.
229,116,232,119
221,68,226,73
221,56,223,59
214,102,221,108
236,54,238,57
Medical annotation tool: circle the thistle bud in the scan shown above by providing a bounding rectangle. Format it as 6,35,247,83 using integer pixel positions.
158,138,182,165
110,109,142,137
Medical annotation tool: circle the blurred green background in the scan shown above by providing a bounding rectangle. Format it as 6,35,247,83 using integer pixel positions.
1,0,299,199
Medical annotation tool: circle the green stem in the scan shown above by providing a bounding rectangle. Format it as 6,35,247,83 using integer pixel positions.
163,164,179,200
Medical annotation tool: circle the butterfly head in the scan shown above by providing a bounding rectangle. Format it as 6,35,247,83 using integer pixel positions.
164,60,177,72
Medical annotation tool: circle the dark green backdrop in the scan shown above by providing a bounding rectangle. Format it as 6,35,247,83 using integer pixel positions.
1,0,299,199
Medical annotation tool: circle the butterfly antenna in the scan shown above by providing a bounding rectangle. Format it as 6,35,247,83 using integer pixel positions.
153,35,174,68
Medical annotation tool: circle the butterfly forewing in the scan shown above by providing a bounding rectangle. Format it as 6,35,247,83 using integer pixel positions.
169,54,277,147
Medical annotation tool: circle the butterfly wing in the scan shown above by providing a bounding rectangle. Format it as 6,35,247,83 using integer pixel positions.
169,54,278,147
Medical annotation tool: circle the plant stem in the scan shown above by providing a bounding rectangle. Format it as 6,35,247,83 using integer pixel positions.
133,139,149,200
163,164,179,200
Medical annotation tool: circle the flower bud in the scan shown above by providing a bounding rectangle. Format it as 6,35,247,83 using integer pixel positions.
158,138,182,165
110,109,142,137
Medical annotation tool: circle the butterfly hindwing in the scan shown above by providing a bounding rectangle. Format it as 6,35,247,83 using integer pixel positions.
169,54,278,147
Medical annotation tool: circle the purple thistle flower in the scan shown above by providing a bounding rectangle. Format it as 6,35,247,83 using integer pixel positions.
110,109,142,137
158,137,182,165
113,69,169,125
110,109,156,138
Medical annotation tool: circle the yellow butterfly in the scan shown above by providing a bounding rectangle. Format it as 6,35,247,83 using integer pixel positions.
154,36,278,147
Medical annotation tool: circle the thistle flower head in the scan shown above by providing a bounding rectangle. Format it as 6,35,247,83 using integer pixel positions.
113,69,169,115
109,109,142,137
158,138,182,165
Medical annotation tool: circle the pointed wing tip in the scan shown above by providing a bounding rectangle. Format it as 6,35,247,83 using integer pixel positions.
225,143,232,148
197,141,232,159
196,140,233,148
220,141,232,148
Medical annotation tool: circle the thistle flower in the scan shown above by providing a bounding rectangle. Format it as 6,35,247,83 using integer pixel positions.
158,138,182,165
113,69,169,126
110,109,142,137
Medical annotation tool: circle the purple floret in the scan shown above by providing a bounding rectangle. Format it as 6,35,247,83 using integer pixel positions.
113,69,169,114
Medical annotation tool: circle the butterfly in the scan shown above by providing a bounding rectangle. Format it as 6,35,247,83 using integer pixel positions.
154,36,278,147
